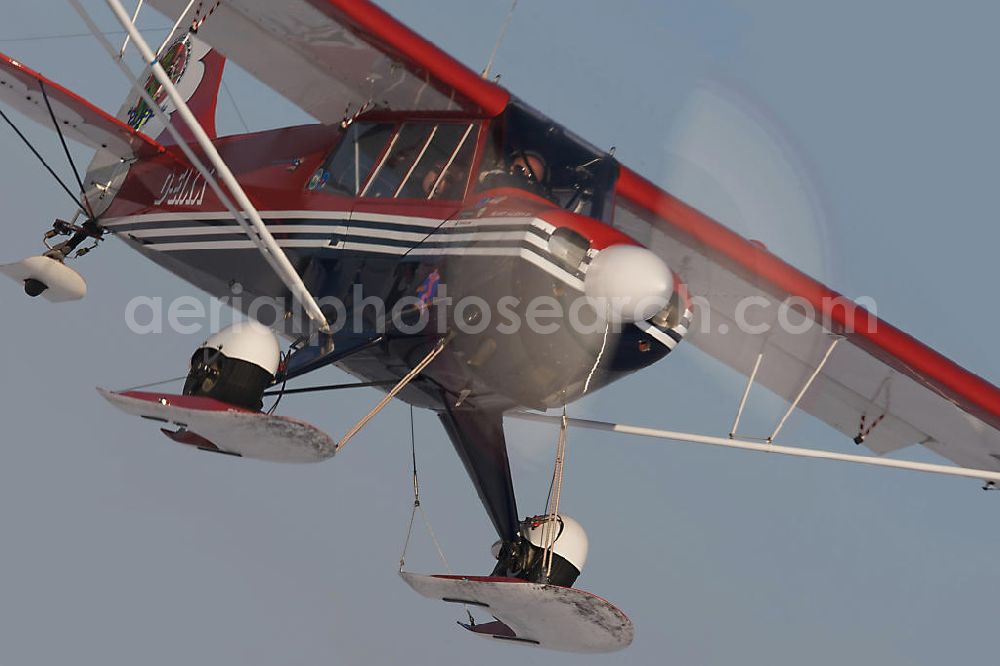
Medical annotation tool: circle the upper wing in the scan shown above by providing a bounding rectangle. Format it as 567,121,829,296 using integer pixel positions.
614,167,1000,472
147,0,509,122
0,51,164,160
141,1,1000,471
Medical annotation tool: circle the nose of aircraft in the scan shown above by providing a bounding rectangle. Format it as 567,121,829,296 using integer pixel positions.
583,244,673,323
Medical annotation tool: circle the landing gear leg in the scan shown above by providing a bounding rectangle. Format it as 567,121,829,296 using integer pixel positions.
41,216,103,262
438,404,520,543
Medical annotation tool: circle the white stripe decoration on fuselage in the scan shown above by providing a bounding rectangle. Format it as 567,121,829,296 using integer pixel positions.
103,211,583,290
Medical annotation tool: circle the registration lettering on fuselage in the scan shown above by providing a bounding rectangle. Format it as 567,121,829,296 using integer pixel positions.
153,169,209,207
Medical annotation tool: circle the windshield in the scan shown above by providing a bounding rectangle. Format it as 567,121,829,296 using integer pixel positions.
308,122,393,196
364,122,475,199
308,120,476,201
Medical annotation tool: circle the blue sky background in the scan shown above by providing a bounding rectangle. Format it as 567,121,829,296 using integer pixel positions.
2,2,999,664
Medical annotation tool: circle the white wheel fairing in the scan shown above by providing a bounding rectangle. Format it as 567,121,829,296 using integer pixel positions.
524,514,589,573
198,320,281,375
0,255,87,302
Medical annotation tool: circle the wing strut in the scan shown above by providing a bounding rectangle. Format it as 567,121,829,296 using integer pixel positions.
117,0,144,57
154,0,198,56
727,335,841,443
97,0,330,333
730,351,763,438
767,336,840,443
509,412,1000,486
335,336,449,453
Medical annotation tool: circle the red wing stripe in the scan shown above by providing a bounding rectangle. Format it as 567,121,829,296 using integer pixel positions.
616,166,1000,432
313,0,509,116
0,50,165,156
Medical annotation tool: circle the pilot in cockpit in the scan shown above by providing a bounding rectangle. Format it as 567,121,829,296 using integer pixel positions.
478,149,549,197
507,151,547,187
421,162,466,199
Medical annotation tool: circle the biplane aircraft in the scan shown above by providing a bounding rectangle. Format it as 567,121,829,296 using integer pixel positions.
2,0,1000,654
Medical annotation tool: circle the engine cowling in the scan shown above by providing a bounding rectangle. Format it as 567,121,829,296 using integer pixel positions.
183,321,280,411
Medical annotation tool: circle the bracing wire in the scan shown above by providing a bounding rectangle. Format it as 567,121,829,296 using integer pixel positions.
121,375,187,392
221,80,250,134
400,404,451,574
266,356,289,416
0,107,89,212
0,28,169,43
541,406,568,578
38,79,94,218
482,0,519,79
410,405,420,504
261,380,396,398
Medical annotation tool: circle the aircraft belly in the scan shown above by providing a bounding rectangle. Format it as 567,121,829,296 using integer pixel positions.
109,214,679,410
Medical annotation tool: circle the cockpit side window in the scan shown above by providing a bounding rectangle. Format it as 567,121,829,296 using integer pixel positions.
362,122,476,200
308,122,394,196
416,124,476,200
362,123,429,198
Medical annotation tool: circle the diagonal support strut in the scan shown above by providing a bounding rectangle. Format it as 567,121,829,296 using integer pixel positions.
103,0,330,333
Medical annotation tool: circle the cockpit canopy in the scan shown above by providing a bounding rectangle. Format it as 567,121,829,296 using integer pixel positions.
477,99,618,222
307,99,618,222
308,119,477,200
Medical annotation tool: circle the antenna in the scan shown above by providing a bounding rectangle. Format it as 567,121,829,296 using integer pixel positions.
481,0,518,80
